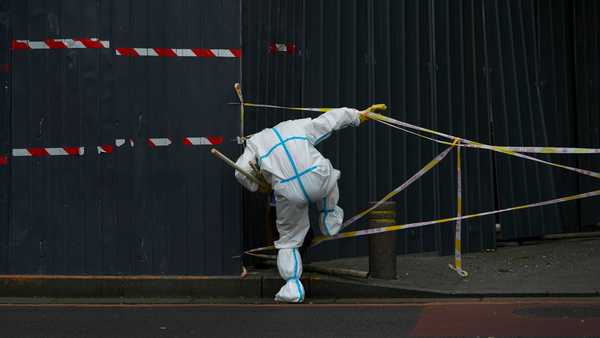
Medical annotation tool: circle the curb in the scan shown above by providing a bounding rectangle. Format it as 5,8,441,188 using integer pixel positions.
0,274,597,299
0,275,261,298
0,274,440,299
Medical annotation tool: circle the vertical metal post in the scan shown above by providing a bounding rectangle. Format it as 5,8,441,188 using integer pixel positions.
368,201,397,279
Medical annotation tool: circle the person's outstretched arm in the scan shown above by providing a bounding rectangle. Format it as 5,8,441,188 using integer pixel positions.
304,107,364,146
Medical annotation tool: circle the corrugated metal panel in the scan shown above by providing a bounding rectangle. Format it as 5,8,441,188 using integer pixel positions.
533,0,580,234
574,0,600,227
242,0,598,258
484,0,578,239
6,0,242,275
240,0,305,255
0,0,10,274
242,0,498,258
425,0,497,253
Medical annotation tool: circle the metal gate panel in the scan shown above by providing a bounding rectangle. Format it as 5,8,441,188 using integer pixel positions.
574,0,600,228
6,0,242,275
242,0,498,259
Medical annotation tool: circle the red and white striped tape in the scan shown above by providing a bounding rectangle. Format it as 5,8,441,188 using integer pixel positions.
12,147,85,157
147,138,172,147
3,136,224,160
99,138,136,154
183,136,224,146
97,145,114,154
116,139,135,148
115,47,241,58
269,43,297,54
11,38,110,50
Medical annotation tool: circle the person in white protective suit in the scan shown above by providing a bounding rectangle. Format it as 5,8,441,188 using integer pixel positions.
234,107,373,303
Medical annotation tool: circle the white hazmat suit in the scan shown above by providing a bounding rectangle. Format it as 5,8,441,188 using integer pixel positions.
235,107,362,303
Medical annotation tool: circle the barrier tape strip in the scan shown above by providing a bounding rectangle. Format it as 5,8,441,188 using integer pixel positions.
245,142,458,258
115,47,241,58
0,136,224,162
341,141,457,230
246,155,600,255
116,139,135,148
97,145,114,154
243,103,329,113
11,39,241,59
373,115,600,158
368,116,597,159
243,102,600,154
147,138,172,148
183,136,225,146
372,114,600,181
312,188,600,246
365,113,600,180
449,146,468,277
11,38,109,50
242,103,600,179
269,43,297,54
462,144,600,154
234,84,246,144
241,102,600,261
12,147,84,157
372,118,466,148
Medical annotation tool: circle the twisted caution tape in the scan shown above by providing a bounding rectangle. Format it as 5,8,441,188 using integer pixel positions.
366,112,600,179
242,102,600,152
449,145,468,277
245,141,459,259
311,188,600,246
340,140,459,231
242,102,600,178
246,174,600,258
241,102,600,261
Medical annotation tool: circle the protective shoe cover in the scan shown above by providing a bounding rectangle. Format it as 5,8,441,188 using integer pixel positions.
275,248,304,303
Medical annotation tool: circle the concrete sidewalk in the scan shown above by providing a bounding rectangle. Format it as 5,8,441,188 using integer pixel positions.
309,236,600,297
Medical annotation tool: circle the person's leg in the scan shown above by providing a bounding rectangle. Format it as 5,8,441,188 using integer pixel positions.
275,248,304,303
316,184,344,236
273,194,309,303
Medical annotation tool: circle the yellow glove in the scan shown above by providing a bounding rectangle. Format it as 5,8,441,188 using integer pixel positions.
249,161,272,194
257,183,272,194
359,104,387,124
359,112,369,124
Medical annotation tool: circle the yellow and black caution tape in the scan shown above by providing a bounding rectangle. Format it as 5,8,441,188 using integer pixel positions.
340,140,459,230
241,102,600,265
245,142,458,258
448,144,468,277
243,102,330,113
245,188,600,258
311,188,600,246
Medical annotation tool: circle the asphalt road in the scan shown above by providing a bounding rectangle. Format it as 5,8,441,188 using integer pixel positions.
0,299,598,337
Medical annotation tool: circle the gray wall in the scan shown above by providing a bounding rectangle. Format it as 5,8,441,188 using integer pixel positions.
242,0,600,259
2,0,242,275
